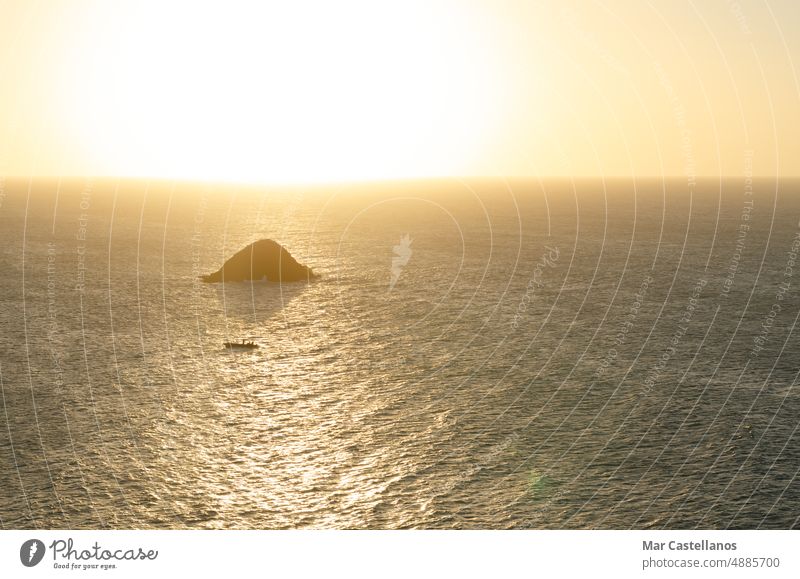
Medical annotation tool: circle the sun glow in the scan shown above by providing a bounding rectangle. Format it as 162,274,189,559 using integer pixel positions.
2,1,797,181
37,1,508,183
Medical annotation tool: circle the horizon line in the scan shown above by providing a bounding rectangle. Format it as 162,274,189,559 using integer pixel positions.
3,174,798,187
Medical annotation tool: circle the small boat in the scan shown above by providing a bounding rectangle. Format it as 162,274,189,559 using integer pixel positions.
223,340,259,350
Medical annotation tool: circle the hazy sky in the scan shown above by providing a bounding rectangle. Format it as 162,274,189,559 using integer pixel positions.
0,0,797,182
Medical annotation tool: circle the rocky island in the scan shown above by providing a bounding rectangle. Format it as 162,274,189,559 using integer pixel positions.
201,239,317,283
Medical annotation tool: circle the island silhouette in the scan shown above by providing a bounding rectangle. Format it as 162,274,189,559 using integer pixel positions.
201,239,317,283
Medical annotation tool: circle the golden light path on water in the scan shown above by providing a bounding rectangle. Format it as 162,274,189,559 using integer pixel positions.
0,178,799,529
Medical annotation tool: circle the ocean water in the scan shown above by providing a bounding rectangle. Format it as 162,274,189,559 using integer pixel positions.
0,177,798,529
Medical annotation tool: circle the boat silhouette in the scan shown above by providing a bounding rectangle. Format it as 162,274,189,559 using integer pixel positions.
223,340,259,350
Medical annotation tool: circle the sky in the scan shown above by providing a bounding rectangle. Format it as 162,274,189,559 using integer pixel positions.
0,0,798,182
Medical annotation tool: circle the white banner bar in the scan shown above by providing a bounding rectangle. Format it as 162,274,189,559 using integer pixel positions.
1,530,797,578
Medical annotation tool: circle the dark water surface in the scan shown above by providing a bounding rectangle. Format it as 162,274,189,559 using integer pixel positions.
0,177,798,529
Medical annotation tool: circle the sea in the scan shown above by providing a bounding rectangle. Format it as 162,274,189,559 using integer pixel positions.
0,177,798,529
